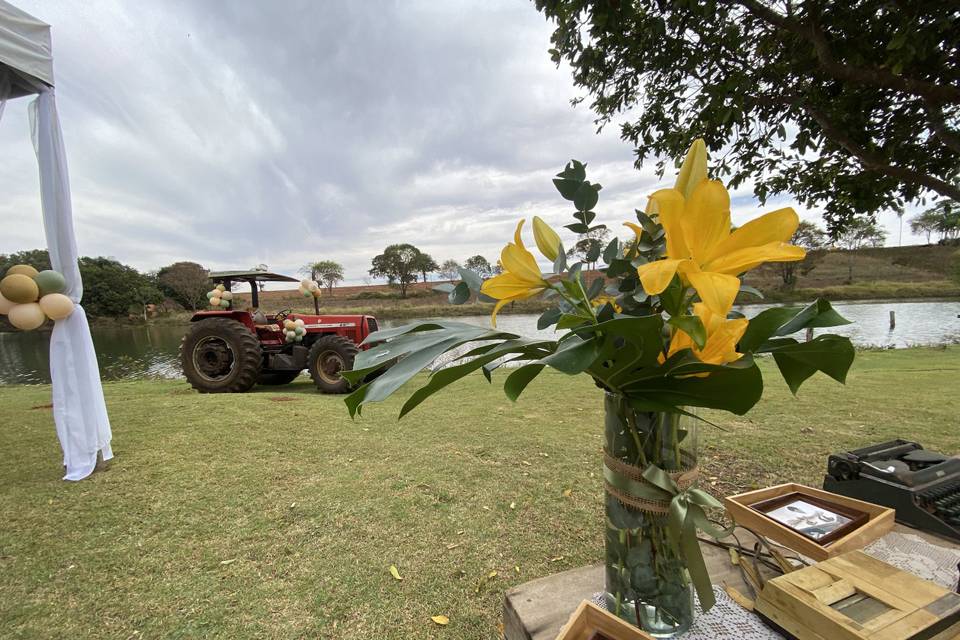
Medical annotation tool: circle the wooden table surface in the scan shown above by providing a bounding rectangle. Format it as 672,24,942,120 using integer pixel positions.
502,524,960,640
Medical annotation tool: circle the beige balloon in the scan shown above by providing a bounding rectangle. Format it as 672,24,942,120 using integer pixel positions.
0,291,14,315
221,291,234,301
209,297,221,307
39,293,75,320
6,264,39,278
8,302,47,330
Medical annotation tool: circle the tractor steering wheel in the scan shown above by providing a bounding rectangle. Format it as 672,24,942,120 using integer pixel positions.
274,309,293,323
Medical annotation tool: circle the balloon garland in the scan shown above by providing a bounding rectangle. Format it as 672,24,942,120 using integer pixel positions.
205,283,234,309
283,318,306,344
299,279,321,300
0,265,75,330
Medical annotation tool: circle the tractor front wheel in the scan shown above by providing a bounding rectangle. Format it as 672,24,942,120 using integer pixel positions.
308,335,359,394
180,318,262,393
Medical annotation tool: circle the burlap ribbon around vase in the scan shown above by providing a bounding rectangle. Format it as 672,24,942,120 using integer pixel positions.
602,451,730,611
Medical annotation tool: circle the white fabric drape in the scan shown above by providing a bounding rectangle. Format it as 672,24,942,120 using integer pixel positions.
27,88,113,480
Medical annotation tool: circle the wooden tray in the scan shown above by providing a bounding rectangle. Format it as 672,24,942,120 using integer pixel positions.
555,601,655,640
724,483,894,561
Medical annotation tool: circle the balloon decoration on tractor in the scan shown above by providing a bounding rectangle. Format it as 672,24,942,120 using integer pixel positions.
0,264,75,330
299,279,321,300
283,317,306,344
206,284,234,310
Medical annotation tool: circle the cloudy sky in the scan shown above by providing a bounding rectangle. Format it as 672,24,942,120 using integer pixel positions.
0,0,923,286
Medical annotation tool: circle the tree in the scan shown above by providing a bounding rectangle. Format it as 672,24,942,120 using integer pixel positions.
778,220,827,288
0,249,51,274
910,210,940,244
438,259,461,281
464,255,493,277
369,244,422,298
412,253,439,283
926,199,960,243
78,256,163,317
834,219,886,283
566,227,611,270
303,260,345,295
157,261,210,310
537,1,960,235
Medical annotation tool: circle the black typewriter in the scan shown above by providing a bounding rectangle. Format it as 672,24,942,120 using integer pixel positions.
824,439,960,541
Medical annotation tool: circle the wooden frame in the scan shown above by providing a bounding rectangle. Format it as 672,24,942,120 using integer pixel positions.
724,484,894,561
554,601,655,640
750,491,870,546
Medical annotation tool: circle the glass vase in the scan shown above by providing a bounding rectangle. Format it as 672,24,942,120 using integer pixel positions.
602,392,698,637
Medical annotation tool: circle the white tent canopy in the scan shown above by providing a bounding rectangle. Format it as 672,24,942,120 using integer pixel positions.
0,0,113,481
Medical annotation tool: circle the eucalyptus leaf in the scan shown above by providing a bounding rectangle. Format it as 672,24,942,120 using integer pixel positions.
573,181,600,211
449,281,470,304
537,307,563,330
432,283,455,293
553,178,580,200
457,267,483,292
602,237,620,264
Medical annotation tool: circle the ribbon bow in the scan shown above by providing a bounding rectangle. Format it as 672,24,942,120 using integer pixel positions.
641,464,731,611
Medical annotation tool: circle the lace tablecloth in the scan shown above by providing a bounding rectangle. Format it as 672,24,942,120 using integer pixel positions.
591,531,960,639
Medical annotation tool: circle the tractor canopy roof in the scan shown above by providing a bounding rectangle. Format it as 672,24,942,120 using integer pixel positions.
209,270,300,283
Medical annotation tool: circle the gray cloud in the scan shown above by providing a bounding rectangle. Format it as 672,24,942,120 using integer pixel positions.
0,0,923,287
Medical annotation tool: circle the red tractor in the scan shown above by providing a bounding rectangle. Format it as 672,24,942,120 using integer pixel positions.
179,270,380,394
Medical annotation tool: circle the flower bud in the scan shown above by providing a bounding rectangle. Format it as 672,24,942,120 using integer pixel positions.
532,216,561,262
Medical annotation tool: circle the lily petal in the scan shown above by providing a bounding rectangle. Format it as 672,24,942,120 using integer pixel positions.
705,207,800,263
682,180,731,264
648,188,690,260
637,258,686,295
480,272,542,299
488,288,544,326
500,241,543,284
706,241,806,276
686,270,740,318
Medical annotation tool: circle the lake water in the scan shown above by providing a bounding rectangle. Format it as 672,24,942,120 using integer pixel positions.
1,300,958,385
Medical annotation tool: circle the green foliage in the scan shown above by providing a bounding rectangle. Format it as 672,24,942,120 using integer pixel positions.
779,221,828,288
368,244,424,298
79,257,163,317
952,250,960,286
411,253,439,282
463,255,493,277
157,261,210,311
535,0,960,234
0,249,51,274
912,199,960,245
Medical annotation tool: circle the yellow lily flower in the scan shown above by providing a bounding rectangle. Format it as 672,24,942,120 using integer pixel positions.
480,219,550,326
662,302,749,369
532,216,562,262
637,180,805,317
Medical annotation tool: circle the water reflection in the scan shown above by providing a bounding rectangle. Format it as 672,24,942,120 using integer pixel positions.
1,300,957,385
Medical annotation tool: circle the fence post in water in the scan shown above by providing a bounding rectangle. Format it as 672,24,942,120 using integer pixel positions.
889,310,896,330
805,327,814,342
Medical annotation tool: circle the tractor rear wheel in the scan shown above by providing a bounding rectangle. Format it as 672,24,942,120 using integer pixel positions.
180,318,262,393
257,371,301,386
308,335,359,394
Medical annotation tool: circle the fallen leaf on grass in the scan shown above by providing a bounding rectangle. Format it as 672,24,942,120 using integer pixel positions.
514,566,520,574
219,559,237,566
431,615,449,626
488,570,498,578
562,489,573,498
389,565,403,581
509,502,516,510
549,556,564,562
445,543,461,550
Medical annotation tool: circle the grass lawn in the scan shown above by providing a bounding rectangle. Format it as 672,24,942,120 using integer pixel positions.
1,346,958,639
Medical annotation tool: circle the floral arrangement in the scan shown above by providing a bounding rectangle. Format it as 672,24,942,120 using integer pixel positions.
0,264,75,329
340,141,855,633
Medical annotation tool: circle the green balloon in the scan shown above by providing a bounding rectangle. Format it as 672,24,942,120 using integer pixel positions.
206,290,216,299
219,299,230,308
34,270,66,296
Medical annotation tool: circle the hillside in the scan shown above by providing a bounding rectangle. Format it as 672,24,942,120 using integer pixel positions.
234,244,958,318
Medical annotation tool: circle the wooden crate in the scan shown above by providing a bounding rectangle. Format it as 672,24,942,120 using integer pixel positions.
756,550,960,640
554,601,655,640
724,483,894,561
